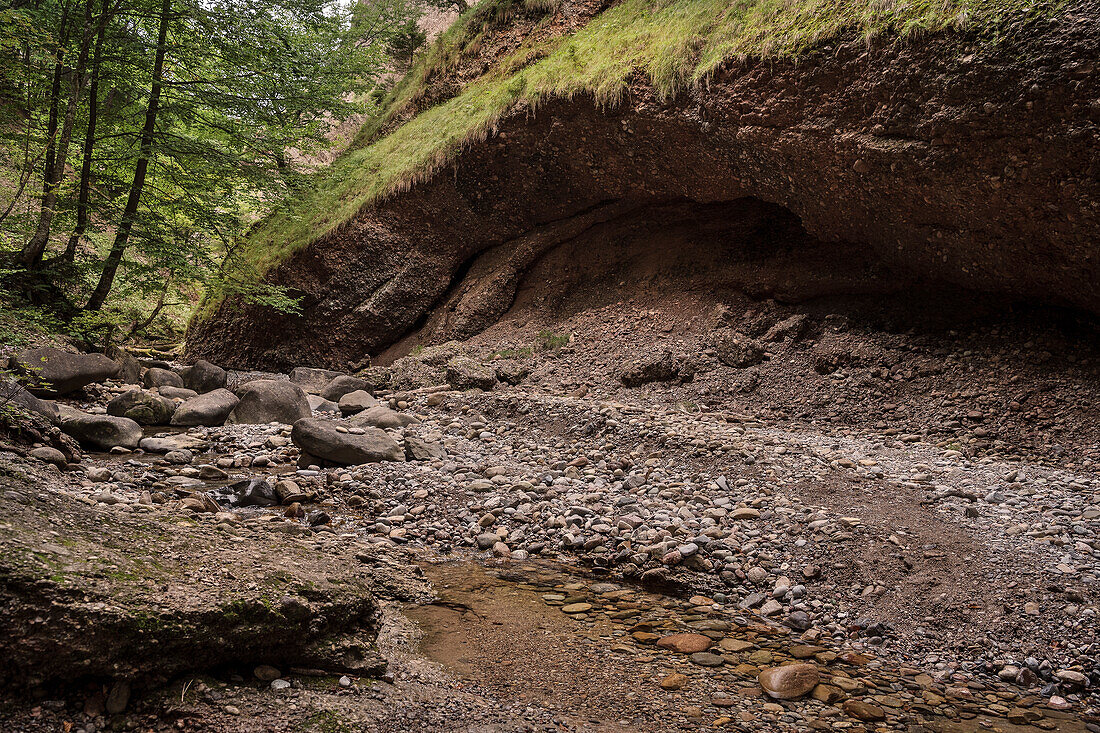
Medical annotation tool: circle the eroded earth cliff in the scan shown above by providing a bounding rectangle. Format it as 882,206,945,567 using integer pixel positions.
188,0,1099,371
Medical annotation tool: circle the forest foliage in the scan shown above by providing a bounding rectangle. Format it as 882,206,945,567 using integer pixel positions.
0,0,429,346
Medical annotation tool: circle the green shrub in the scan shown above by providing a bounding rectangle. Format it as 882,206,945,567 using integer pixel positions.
538,330,569,351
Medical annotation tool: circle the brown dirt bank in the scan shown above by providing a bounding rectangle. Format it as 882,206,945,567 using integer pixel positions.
0,457,429,692
187,2,1100,371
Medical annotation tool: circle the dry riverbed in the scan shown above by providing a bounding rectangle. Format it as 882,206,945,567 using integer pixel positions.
1,365,1097,731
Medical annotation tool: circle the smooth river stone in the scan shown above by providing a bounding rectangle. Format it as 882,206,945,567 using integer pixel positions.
656,633,712,654
758,663,820,700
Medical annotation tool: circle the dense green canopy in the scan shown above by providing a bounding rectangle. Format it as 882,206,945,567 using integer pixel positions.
0,0,422,343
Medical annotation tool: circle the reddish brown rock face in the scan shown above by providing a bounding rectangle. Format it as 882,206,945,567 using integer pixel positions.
188,3,1100,371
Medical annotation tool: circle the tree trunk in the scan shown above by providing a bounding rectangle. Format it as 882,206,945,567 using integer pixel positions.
86,0,171,311
19,2,73,268
63,0,109,263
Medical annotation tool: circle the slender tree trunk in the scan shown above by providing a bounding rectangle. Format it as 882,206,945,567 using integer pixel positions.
86,0,171,311
37,5,96,251
20,2,73,268
63,0,109,263
0,35,38,228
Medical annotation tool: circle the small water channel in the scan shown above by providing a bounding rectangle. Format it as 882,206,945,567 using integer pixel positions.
403,557,1086,733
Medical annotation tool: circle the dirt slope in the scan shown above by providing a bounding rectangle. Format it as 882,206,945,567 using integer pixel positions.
187,0,1099,371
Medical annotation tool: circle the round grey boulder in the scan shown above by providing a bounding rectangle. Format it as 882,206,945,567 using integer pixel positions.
291,418,404,465
307,394,340,414
30,446,68,467
1,378,60,424
159,385,198,400
320,375,370,402
61,410,142,450
227,380,310,425
11,347,121,395
107,389,176,425
143,367,184,389
171,388,239,427
179,359,226,393
338,390,379,416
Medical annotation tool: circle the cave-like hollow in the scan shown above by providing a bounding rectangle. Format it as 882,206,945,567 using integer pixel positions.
382,195,1072,361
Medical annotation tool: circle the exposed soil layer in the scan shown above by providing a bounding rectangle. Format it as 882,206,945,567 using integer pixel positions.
0,459,429,691
188,1,1100,371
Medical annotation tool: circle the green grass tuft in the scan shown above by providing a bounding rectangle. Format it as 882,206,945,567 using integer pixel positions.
537,330,570,350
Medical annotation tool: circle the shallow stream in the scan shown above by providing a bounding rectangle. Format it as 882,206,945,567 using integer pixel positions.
401,557,1086,732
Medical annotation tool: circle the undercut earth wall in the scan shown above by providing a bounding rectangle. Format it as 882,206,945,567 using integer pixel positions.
187,4,1100,370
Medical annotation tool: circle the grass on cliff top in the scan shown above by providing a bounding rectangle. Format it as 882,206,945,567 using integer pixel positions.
238,0,1059,277
353,0,564,149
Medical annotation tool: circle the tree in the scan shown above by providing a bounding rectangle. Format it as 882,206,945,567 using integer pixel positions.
1,0,426,325
18,0,75,269
62,0,111,263
85,0,170,310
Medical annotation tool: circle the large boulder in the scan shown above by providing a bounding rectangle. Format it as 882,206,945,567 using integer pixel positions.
338,390,379,416
143,367,184,389
320,375,370,402
227,380,310,425
29,445,67,468
61,411,142,451
106,389,176,425
290,367,343,395
0,379,60,424
159,385,198,400
11,347,121,395
291,418,404,465
171,388,239,426
179,360,226,394
111,350,143,384
349,406,420,429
